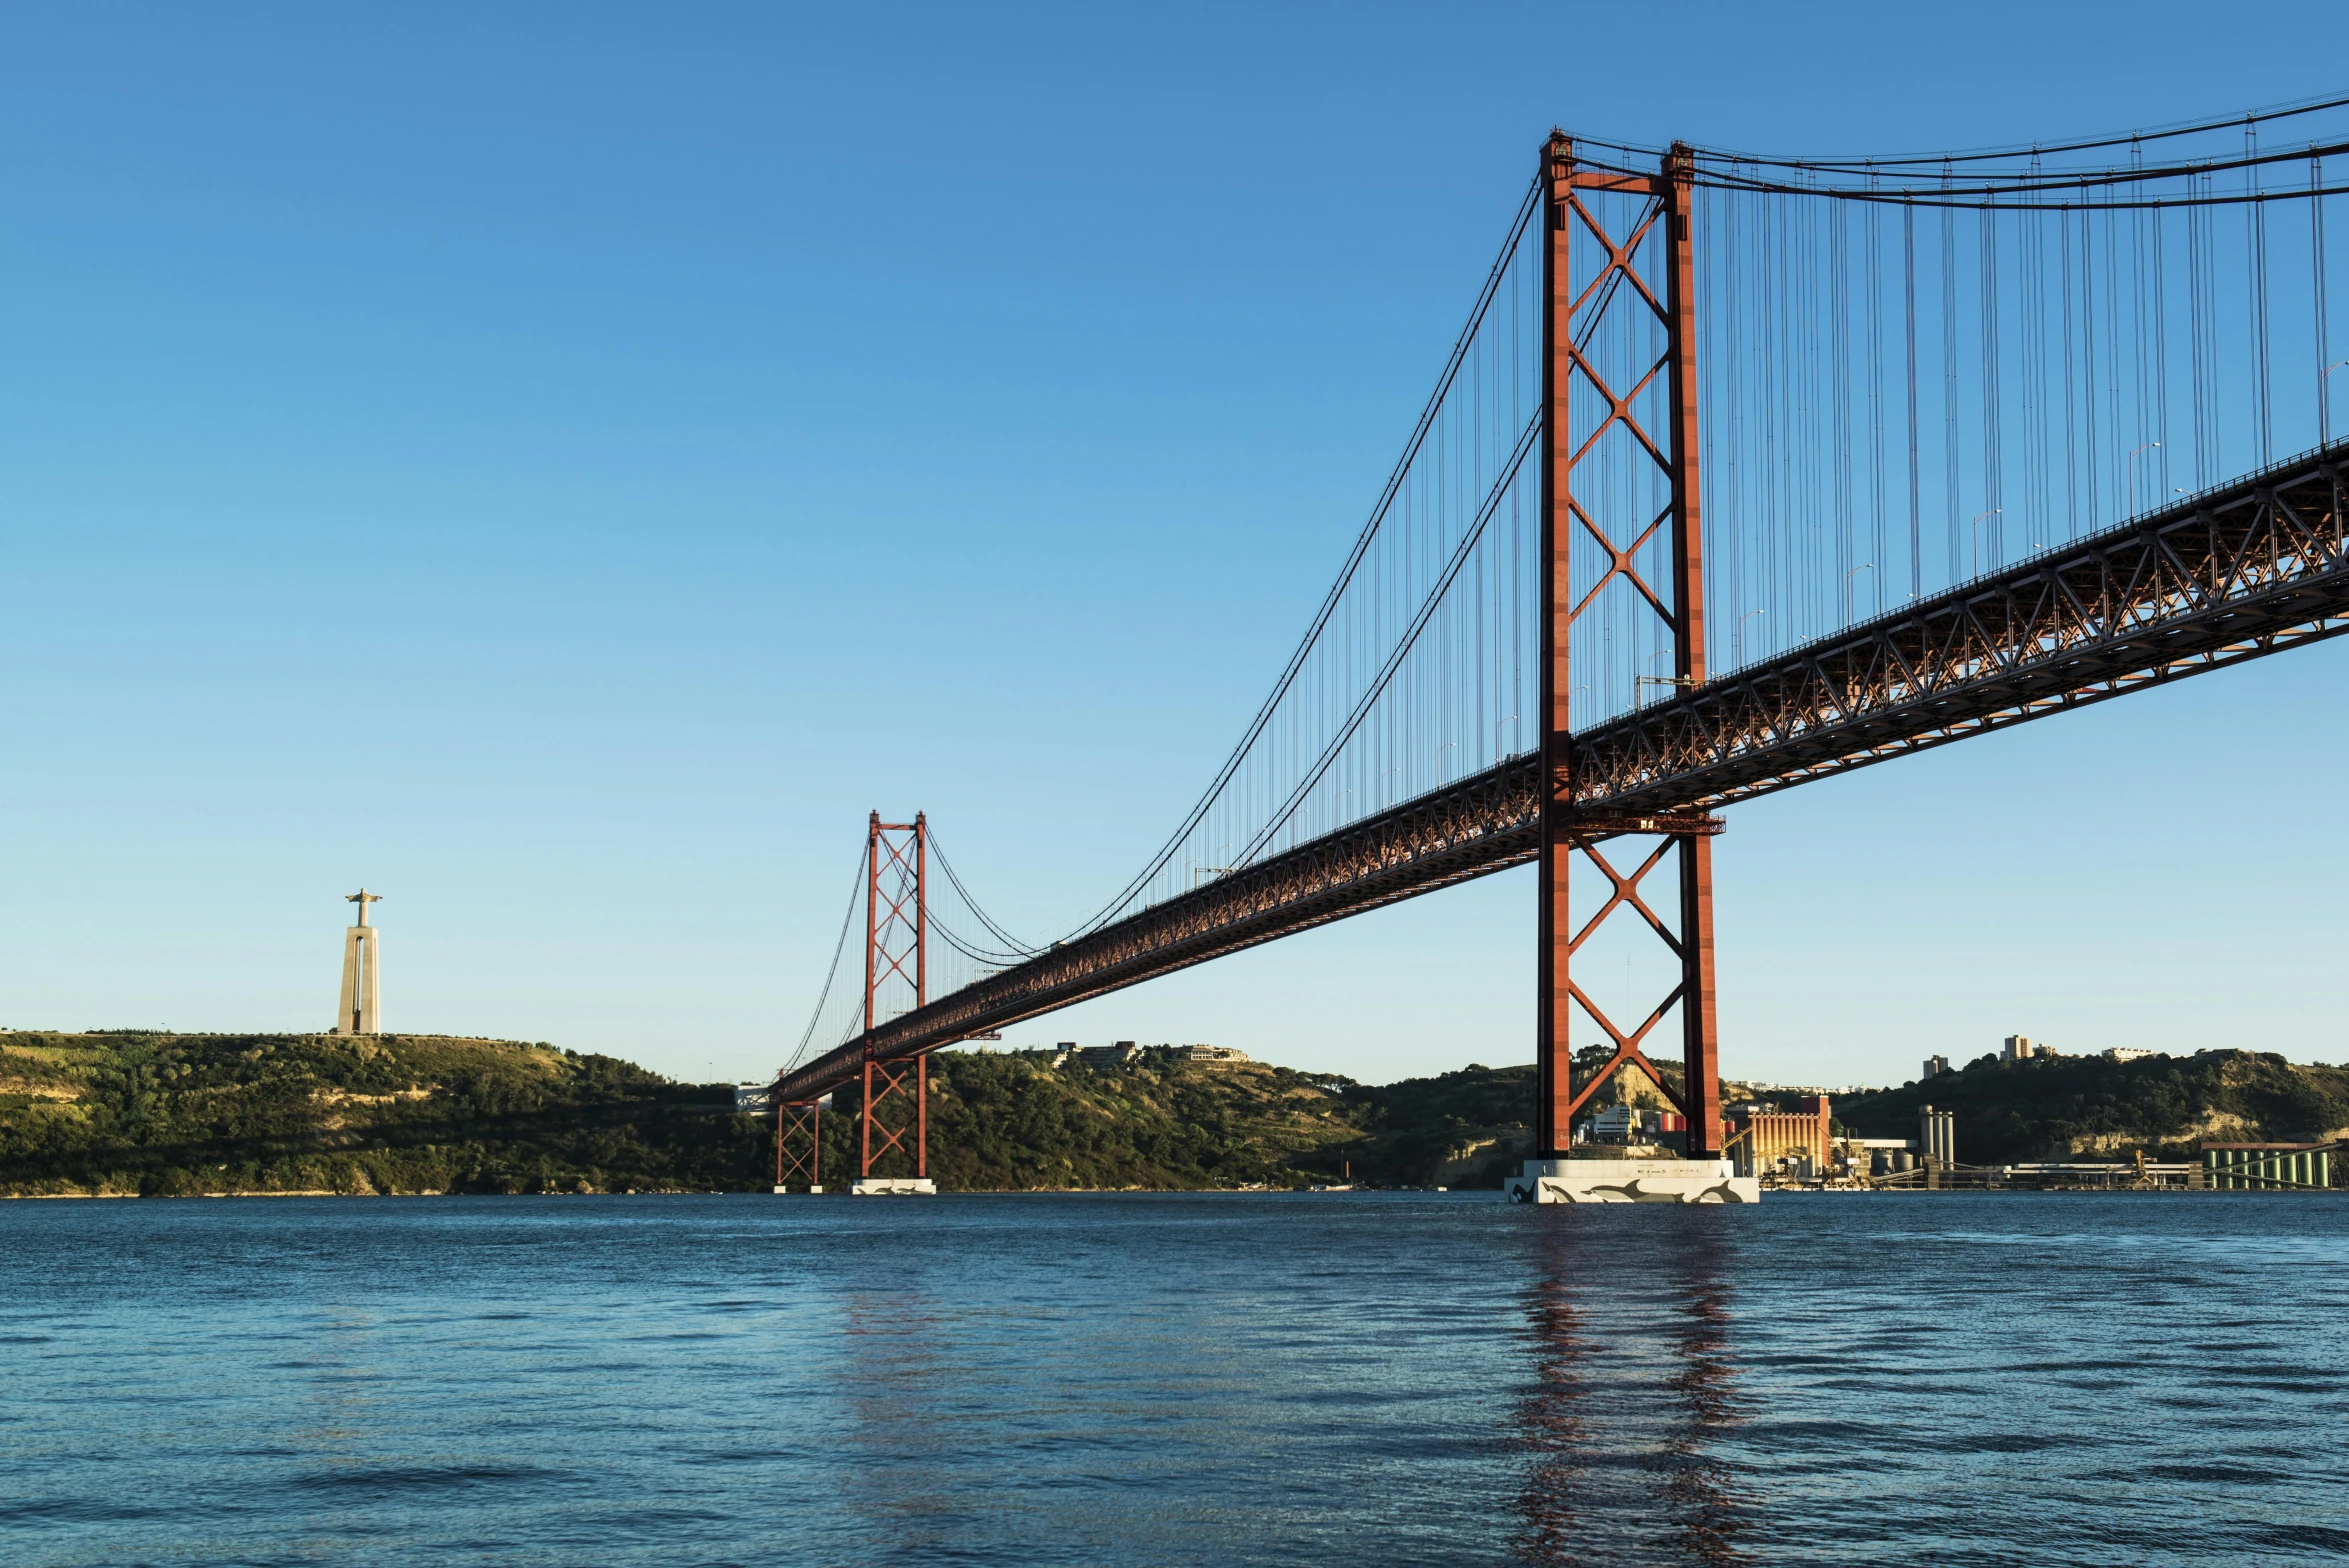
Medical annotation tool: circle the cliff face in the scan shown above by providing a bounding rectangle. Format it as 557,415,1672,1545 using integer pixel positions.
1835,1049,2349,1163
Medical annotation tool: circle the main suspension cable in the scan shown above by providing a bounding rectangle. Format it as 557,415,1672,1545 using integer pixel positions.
928,832,1043,958
1067,173,1544,937
781,847,866,1077
1567,91,2349,176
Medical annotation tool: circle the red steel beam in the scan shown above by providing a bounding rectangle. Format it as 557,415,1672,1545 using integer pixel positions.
1665,142,1722,1157
775,1099,820,1190
1536,132,1576,1157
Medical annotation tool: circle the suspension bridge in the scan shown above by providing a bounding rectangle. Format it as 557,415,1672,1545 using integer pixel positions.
770,98,2349,1196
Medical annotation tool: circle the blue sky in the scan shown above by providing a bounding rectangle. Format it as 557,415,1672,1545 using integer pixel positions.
4,2,2343,1087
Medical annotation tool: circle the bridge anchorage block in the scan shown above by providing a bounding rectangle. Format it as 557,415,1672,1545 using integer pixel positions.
1504,1157,1758,1205
850,1178,938,1197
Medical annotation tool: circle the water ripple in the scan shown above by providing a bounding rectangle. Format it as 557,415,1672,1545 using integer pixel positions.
0,1193,2343,1565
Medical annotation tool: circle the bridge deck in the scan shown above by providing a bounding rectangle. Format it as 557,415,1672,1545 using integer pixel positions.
775,443,2345,1104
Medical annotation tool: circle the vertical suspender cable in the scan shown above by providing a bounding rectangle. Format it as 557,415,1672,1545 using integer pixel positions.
2081,200,2101,526
1942,191,1961,585
1905,202,1922,599
1981,204,2003,568
2151,186,2171,495
2248,118,2274,461
2318,151,2334,446
1868,187,1887,612
2062,200,2079,540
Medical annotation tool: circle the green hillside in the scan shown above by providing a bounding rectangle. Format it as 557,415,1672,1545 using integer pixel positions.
0,1033,1550,1196
0,1031,761,1196
910,1052,1365,1188
9,1029,2336,1196
1834,1048,2349,1164
922,1053,1551,1189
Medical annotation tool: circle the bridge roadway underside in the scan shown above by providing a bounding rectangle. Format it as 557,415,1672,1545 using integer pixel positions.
775,443,2346,1105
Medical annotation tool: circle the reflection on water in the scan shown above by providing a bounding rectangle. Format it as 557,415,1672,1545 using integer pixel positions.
1661,1226,1745,1566
1,1193,2345,1566
1512,1239,1592,1562
1513,1213,1748,1567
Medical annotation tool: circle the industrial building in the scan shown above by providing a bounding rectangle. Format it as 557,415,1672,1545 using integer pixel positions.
2202,1143,2335,1189
1846,1138,1921,1178
1584,1104,1686,1147
1919,1106,1957,1165
1726,1095,1830,1178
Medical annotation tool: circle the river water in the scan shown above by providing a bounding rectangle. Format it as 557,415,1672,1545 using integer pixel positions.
1,1192,2343,1566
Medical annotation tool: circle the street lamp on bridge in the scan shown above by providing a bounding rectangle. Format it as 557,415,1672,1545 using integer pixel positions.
1842,563,1875,624
2127,441,2162,520
1970,510,2003,577
1734,609,1766,668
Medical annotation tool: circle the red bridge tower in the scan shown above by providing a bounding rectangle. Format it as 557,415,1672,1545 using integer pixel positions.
1533,136,1727,1177
857,812,934,1193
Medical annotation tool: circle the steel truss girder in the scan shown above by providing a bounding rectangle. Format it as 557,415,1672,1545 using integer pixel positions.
860,1055,924,1181
1571,444,2349,815
772,449,2346,1110
859,813,928,1179
775,1099,821,1189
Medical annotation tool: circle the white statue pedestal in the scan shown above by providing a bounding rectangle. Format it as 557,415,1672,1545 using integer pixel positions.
1504,1158,1758,1204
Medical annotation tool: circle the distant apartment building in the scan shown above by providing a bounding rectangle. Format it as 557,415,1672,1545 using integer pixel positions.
2104,1047,2161,1063
1079,1041,1144,1066
1173,1044,1249,1063
2003,1035,2038,1061
1921,1054,1951,1078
